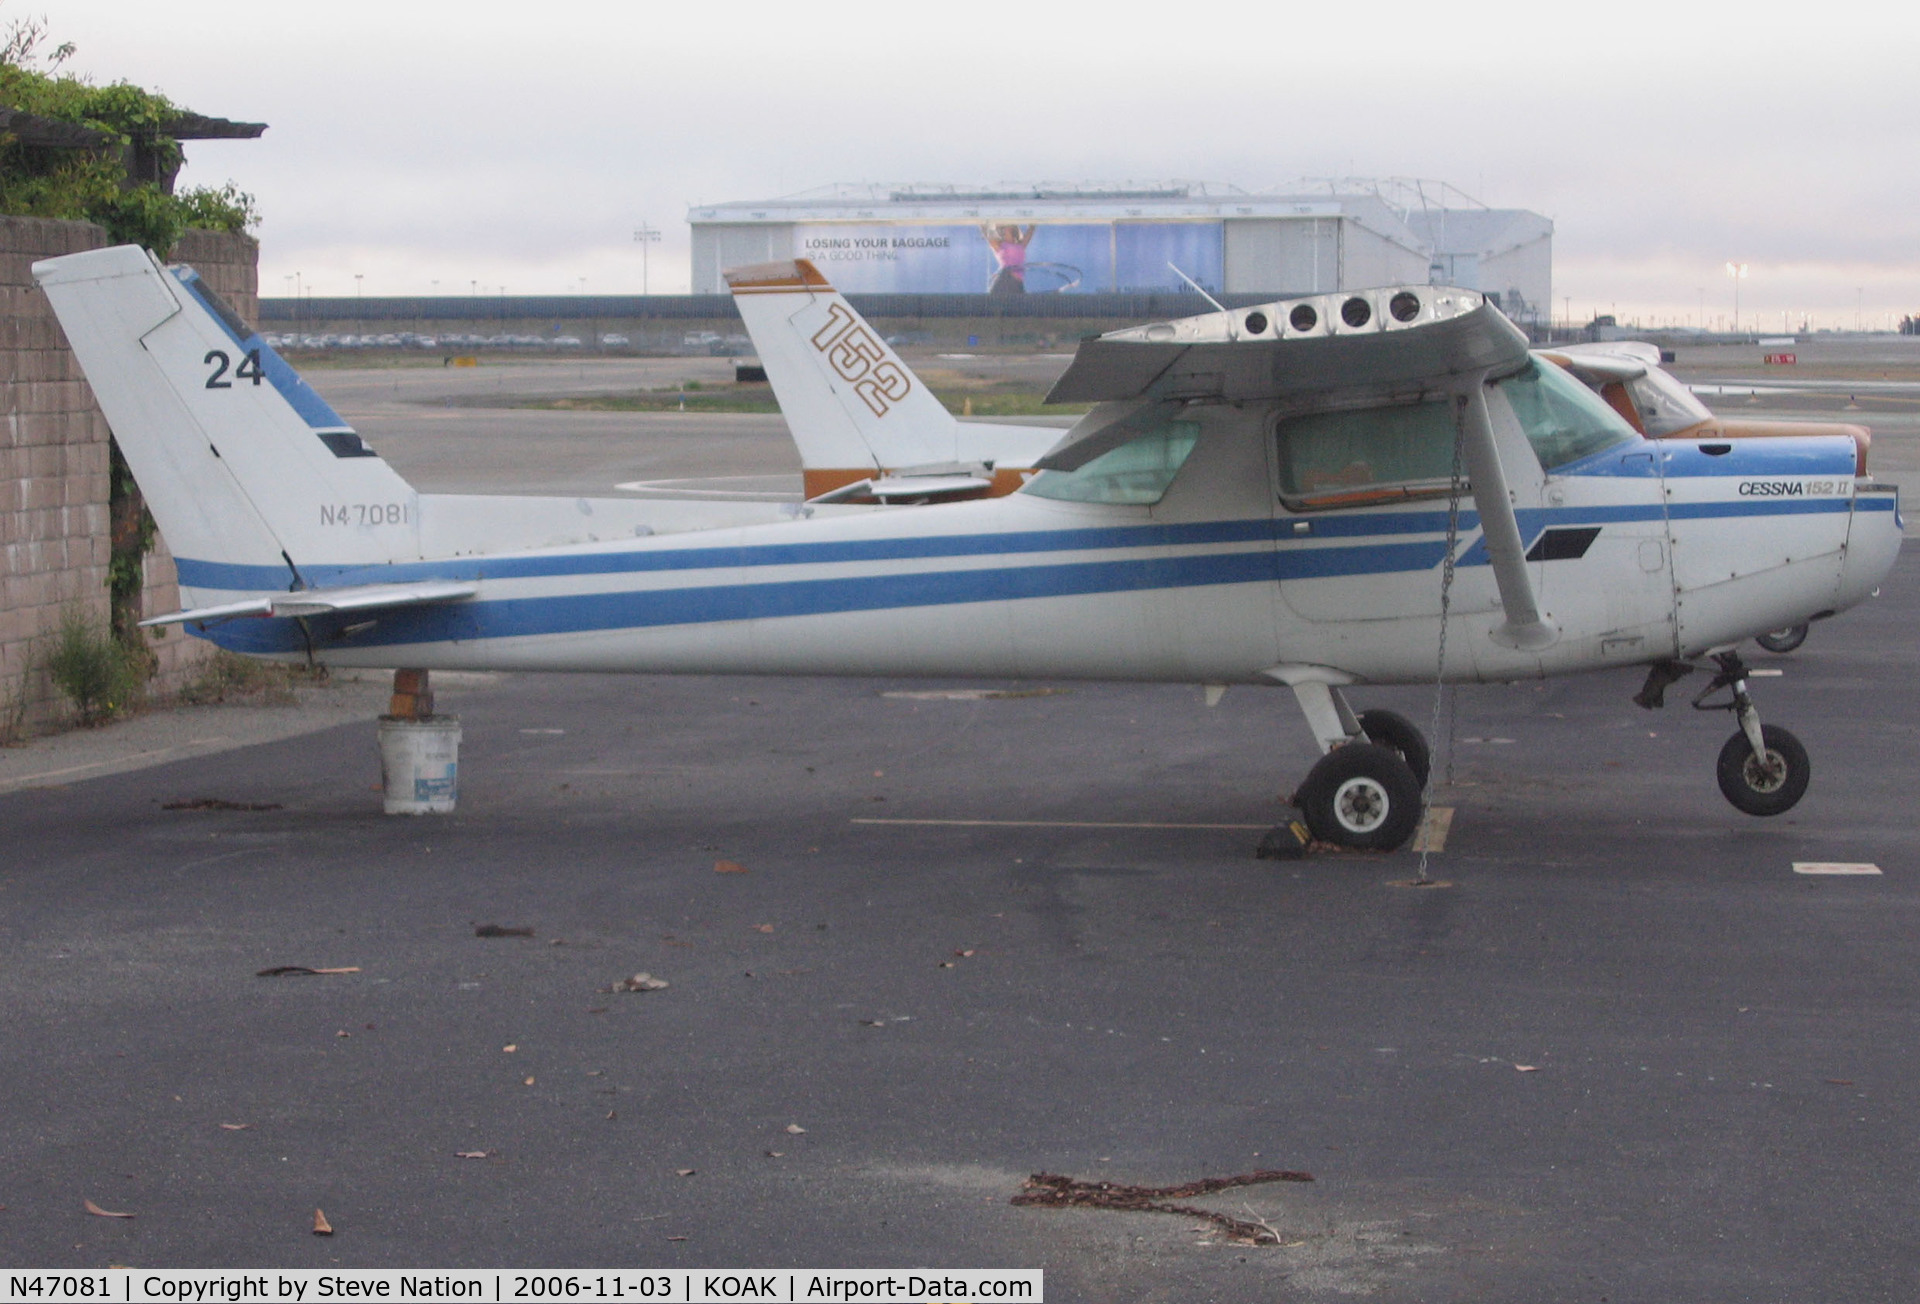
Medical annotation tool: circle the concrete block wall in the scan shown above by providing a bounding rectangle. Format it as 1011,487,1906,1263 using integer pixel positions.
0,218,260,736
0,216,114,736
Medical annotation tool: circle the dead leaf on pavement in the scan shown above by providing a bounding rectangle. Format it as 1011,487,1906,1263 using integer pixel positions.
1514,1064,1540,1073
83,1199,133,1219
714,860,747,874
312,1209,332,1235
675,1168,696,1177
765,1151,784,1158
502,1044,517,1053
218,1123,250,1131
606,973,669,992
785,1124,806,1135
752,924,774,933
667,1235,687,1242
523,1077,536,1087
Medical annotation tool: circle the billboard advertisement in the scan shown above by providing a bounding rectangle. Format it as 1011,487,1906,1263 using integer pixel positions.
793,221,1222,295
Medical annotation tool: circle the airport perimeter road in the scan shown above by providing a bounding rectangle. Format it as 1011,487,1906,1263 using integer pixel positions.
4,553,1919,1299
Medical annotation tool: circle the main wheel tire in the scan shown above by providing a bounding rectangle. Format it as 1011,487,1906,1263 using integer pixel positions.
1357,708,1432,789
1716,723,1810,816
1297,742,1424,850
1756,624,1809,653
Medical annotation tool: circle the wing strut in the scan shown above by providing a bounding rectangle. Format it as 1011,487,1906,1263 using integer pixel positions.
1459,377,1558,651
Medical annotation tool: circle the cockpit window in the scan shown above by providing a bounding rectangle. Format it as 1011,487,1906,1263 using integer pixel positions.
1498,358,1639,469
1625,367,1713,437
1275,399,1461,510
1022,419,1199,505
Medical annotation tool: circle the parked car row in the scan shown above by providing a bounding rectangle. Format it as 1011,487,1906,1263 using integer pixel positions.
262,331,636,351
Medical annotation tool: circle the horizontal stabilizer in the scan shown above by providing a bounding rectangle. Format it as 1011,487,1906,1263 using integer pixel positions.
142,580,478,627
808,472,995,504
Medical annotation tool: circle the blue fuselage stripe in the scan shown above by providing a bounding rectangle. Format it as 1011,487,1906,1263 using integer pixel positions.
171,493,1868,594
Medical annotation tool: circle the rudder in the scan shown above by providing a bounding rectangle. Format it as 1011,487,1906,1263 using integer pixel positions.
35,245,421,602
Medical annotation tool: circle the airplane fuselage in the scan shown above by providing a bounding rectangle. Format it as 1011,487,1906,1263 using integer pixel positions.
188,400,1897,689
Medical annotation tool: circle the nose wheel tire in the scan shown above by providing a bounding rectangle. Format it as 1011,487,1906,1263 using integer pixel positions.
1756,624,1809,654
1356,708,1431,789
1716,723,1810,816
1297,742,1423,850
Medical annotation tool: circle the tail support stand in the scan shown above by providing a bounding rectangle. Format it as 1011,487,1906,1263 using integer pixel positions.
378,668,462,815
389,668,434,721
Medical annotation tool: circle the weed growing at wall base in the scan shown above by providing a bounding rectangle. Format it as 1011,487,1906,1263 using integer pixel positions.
45,607,144,725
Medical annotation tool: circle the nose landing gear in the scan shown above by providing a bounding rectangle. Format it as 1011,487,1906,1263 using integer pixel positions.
1638,650,1811,815
1694,650,1810,815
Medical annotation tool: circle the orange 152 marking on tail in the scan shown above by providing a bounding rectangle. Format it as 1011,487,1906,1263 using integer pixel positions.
809,302,911,417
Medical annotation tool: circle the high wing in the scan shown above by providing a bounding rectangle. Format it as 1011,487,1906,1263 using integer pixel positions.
141,580,479,628
1045,285,1528,408
1044,285,1551,648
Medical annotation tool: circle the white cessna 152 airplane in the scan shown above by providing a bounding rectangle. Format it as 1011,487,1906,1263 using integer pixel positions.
34,245,1902,850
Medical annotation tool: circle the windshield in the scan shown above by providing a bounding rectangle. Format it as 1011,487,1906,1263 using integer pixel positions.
1626,367,1714,437
1023,419,1200,505
1499,358,1640,469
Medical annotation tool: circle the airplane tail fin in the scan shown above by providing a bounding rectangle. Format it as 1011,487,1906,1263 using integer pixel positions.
35,245,421,601
726,258,965,497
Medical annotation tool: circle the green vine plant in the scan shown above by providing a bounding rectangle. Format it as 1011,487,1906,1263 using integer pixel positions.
0,14,257,253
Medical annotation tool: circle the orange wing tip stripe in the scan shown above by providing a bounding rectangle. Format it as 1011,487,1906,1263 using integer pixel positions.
726,258,834,293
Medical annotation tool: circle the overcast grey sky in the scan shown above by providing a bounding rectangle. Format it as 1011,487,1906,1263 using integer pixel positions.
42,0,1920,326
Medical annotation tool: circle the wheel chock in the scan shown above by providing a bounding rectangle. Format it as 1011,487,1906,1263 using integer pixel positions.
1255,819,1313,860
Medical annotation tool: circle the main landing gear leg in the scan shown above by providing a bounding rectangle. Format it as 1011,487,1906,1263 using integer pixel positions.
1286,682,1424,851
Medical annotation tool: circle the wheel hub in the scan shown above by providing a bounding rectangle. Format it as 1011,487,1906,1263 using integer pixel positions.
1743,750,1787,793
1331,776,1391,834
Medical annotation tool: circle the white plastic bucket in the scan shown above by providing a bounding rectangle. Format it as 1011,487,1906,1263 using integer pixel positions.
377,716,462,814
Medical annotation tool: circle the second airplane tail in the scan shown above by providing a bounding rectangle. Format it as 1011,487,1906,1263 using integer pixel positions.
727,258,973,497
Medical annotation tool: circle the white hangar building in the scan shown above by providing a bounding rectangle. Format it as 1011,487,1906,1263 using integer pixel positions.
688,180,1550,321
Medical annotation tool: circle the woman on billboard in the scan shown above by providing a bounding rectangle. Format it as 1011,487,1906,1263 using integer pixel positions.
980,223,1082,295
981,223,1035,296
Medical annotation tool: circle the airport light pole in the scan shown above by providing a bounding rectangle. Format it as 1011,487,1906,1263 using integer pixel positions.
634,223,661,295
1725,262,1748,335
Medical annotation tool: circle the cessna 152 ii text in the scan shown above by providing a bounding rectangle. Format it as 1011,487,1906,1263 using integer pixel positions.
34,245,1901,850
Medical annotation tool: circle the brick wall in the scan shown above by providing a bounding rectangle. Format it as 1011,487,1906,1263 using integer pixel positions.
0,218,260,736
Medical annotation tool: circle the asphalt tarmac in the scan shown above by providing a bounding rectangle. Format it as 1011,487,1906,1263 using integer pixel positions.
5,351,1919,1298
4,568,1918,1297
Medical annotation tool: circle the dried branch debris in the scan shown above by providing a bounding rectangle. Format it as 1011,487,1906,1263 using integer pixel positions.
1011,1169,1313,1245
